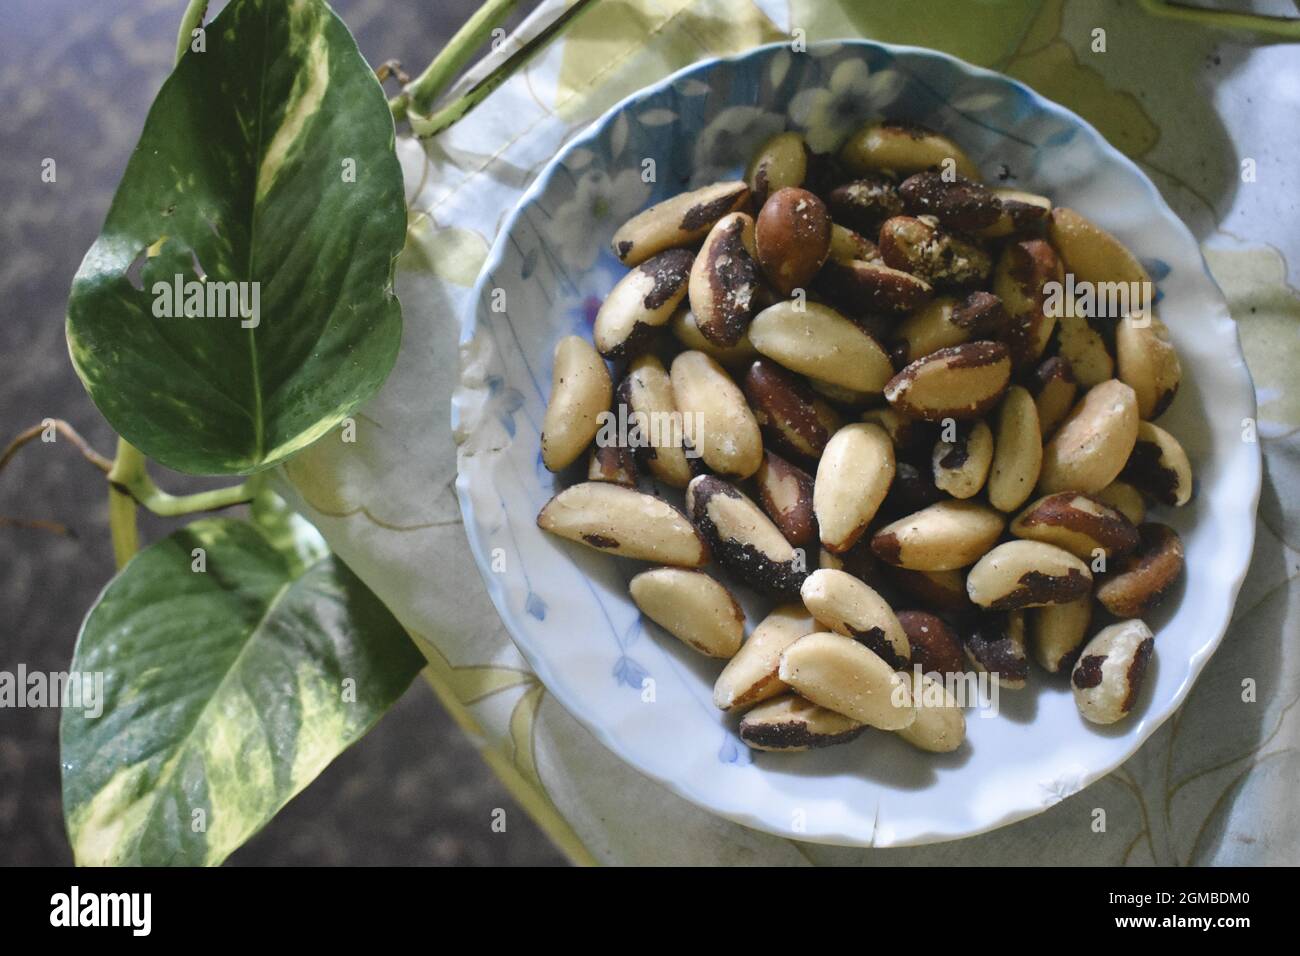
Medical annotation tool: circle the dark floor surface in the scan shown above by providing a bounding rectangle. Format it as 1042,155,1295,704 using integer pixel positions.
0,0,566,866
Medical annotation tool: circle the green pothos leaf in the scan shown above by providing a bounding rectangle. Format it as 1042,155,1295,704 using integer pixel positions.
60,518,423,866
66,0,405,475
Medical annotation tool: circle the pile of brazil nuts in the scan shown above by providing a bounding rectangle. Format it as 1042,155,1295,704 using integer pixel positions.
537,117,1193,755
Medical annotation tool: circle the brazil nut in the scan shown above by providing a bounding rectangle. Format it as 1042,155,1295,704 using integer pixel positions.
754,187,832,295
778,632,916,730
670,351,763,479
994,238,1063,369
743,358,841,459
839,120,980,181
713,604,817,711
1010,492,1139,560
879,215,992,289
541,336,613,472
800,568,910,669
966,540,1093,610
670,307,759,369
618,354,695,488
749,300,895,392
815,256,934,315
1030,354,1078,437
825,174,904,234
687,475,808,598
1028,596,1092,674
755,450,816,547
612,181,749,266
962,611,1029,690
932,419,993,500
871,500,1005,571
897,674,966,753
689,212,761,346
1117,314,1181,419
1095,522,1185,617
1120,421,1193,507
629,568,744,659
593,248,694,358
1038,379,1139,494
738,694,865,752
814,423,896,553
896,610,965,677
987,385,1043,512
1071,619,1155,725
745,131,810,205
537,482,709,566
883,340,1012,422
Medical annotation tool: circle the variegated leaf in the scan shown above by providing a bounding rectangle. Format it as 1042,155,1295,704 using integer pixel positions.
66,0,405,475
60,518,423,866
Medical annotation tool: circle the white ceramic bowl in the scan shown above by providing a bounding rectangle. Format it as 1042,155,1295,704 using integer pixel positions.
453,41,1261,846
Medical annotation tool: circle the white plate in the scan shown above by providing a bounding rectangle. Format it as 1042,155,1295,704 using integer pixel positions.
453,41,1261,846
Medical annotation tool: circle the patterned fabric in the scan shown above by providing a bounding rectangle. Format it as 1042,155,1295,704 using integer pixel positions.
280,0,1300,864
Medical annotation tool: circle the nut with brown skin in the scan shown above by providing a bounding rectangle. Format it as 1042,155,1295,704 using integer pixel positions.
1117,313,1181,419
541,336,613,472
815,256,934,315
1038,379,1139,494
878,215,992,289
896,673,966,753
1055,312,1114,388
1071,619,1155,725
755,187,832,295
1030,354,1078,438
778,632,916,730
839,120,980,181
593,248,694,358
669,351,763,479
713,604,817,711
587,441,637,486
1011,492,1139,560
743,358,841,459
1028,596,1092,674
1120,421,1193,507
749,300,896,392
618,354,694,488
993,237,1064,369
966,540,1093,610
883,340,1012,422
962,610,1029,690
871,499,1006,571
893,292,1006,364
1096,522,1185,617
932,419,993,499
755,450,816,547
898,172,1003,233
669,307,759,370
896,610,965,677
1047,207,1152,289
611,181,749,266
687,475,809,598
814,422,896,554
688,212,761,346
981,188,1052,238
800,568,911,669
987,385,1043,512
745,131,810,206
629,568,745,659
738,694,865,752
826,174,905,234
537,482,709,566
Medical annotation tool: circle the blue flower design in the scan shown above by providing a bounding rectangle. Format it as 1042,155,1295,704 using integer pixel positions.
612,655,650,690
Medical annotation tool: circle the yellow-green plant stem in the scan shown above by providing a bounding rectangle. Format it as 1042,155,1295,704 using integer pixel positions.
402,0,598,136
105,439,257,567
1138,0,1300,38
175,0,210,65
391,0,522,120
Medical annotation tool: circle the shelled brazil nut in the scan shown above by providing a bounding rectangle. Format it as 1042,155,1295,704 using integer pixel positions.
536,115,1196,752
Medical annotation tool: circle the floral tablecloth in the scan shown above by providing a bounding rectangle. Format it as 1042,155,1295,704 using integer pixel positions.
280,0,1300,865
